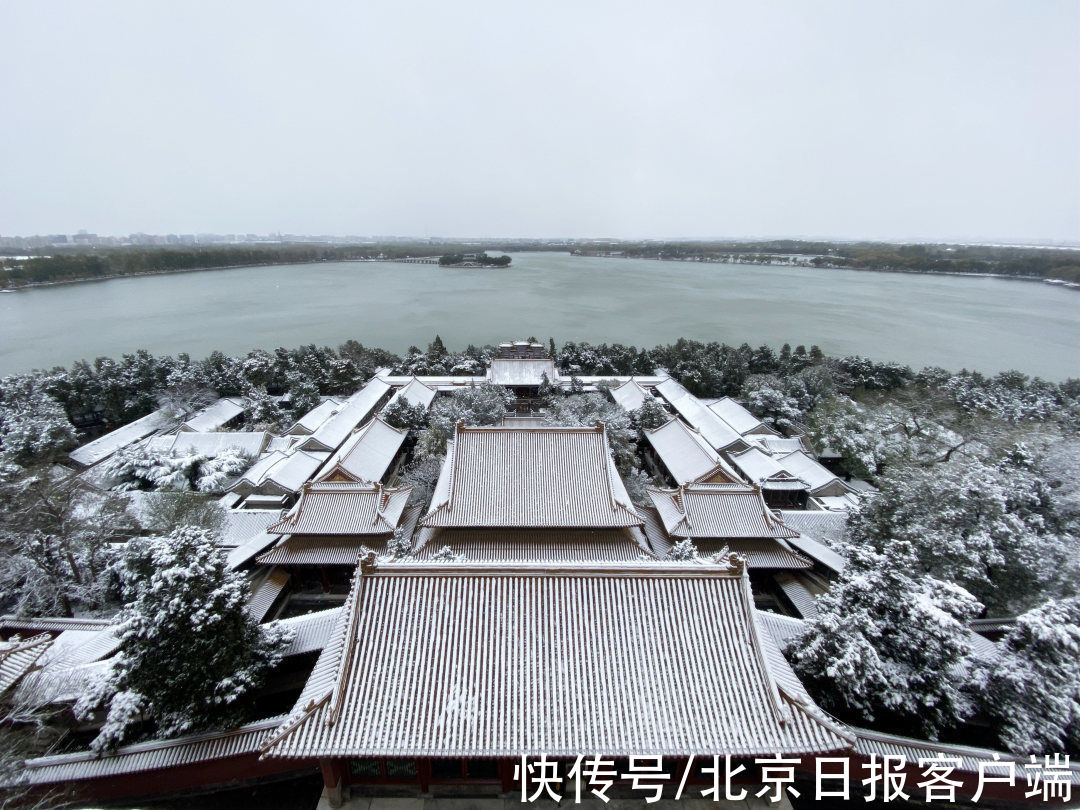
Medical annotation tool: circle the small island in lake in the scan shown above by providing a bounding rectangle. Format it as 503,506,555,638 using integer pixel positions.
438,251,512,267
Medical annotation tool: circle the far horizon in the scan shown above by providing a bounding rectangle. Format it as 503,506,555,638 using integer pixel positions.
4,231,1080,249
2,1,1076,243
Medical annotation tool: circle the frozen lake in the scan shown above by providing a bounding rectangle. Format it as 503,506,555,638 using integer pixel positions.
1,252,1077,379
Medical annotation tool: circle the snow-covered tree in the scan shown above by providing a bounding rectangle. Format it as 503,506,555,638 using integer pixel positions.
787,542,982,739
193,447,252,493
385,527,413,559
76,528,292,750
137,490,226,537
399,454,444,507
807,396,963,479
0,376,78,464
971,597,1080,755
667,538,698,561
0,467,132,616
102,445,251,494
848,449,1069,613
243,385,285,431
621,466,653,507
382,398,429,431
743,375,804,432
417,384,512,456
284,372,321,418
630,397,669,431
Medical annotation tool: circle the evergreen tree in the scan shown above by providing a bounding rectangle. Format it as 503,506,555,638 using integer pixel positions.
630,397,669,431
76,528,292,750
788,542,981,739
971,596,1080,755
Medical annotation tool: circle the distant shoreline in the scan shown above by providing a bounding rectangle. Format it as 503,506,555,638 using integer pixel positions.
570,253,1080,289
3,251,1077,292
0,256,443,291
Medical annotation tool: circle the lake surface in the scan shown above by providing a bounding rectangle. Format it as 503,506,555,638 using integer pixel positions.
1,253,1077,379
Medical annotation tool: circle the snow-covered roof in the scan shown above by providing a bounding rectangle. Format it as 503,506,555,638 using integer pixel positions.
778,510,849,547
0,634,52,694
609,378,651,412
245,568,290,621
0,616,112,634
314,416,407,484
257,538,377,568
654,379,749,452
68,408,175,467
747,434,810,456
420,425,642,529
411,527,654,562
647,483,800,540
487,357,558,387
261,559,854,759
851,727,1080,790
285,397,343,436
810,493,862,511
775,573,820,619
23,715,286,786
217,509,283,547
644,417,743,485
267,482,411,537
276,608,343,658
784,531,847,574
707,397,779,437
178,397,245,433
230,449,328,497
295,379,391,453
728,447,810,491
145,430,270,458
14,627,122,705
777,451,857,497
385,376,437,410
226,530,278,570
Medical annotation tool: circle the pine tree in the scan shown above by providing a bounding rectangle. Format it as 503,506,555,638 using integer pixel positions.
972,597,1080,755
76,528,292,750
787,542,981,739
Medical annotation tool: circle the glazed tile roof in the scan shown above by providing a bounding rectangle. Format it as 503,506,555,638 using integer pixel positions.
257,537,381,567
706,397,779,437
276,607,343,658
261,559,855,759
487,358,558,387
0,634,52,694
178,397,245,433
230,449,329,497
644,418,743,485
68,408,175,467
776,451,857,496
295,379,391,453
246,568,290,621
728,447,810,491
385,377,437,410
411,527,654,562
654,379,748,452
286,397,343,436
314,417,407,484
267,482,411,537
146,431,270,458
420,425,642,529
609,379,652,412
23,715,286,785
647,484,800,540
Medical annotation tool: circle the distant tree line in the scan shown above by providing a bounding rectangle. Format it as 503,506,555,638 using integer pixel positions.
582,240,1080,282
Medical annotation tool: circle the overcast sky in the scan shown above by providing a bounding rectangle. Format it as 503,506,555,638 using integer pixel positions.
1,1,1077,242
